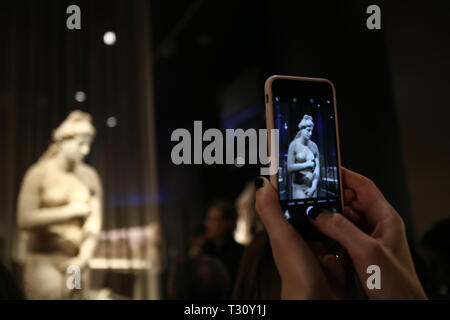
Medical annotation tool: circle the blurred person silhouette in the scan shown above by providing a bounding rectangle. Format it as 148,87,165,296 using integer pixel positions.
167,255,230,300
201,200,245,291
421,218,450,298
232,230,281,299
0,262,25,300
235,180,264,246
188,224,207,258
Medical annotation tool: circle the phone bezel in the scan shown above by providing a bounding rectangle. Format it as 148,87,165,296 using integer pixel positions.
264,75,344,214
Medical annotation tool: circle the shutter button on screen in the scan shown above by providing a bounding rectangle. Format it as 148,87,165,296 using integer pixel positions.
306,206,315,217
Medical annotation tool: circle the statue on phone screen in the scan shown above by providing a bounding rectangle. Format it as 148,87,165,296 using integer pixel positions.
17,110,102,299
287,115,320,199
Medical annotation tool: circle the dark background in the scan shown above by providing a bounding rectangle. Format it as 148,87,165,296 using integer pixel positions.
152,0,411,260
151,0,450,258
1,0,450,298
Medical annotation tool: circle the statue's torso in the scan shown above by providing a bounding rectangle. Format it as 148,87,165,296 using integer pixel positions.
293,140,315,185
27,162,92,256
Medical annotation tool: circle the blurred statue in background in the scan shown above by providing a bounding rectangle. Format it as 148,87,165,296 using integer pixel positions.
287,115,320,199
17,110,102,299
234,180,264,246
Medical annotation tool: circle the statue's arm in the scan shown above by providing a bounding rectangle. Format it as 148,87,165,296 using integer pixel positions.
78,169,103,264
17,166,79,230
311,142,320,190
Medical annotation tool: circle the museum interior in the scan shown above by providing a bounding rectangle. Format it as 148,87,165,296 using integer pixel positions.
0,0,449,300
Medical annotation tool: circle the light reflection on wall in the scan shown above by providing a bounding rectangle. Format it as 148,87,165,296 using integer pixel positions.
91,224,162,271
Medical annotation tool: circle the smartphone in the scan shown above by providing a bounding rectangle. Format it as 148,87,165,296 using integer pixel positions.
265,75,344,241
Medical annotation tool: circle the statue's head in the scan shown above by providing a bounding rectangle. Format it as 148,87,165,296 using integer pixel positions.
52,110,96,163
298,114,314,141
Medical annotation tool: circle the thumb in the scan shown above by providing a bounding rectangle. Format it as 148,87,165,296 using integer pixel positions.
254,177,295,240
255,177,328,291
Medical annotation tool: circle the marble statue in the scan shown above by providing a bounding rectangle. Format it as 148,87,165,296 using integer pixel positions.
17,110,102,299
287,115,320,199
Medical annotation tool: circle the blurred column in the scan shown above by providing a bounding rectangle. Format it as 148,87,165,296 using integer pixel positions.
134,0,164,300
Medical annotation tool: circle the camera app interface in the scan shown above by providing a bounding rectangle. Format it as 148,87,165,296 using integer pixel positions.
273,80,342,222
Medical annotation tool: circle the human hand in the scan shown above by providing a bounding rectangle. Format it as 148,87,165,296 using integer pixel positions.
66,201,91,219
306,187,316,198
308,167,427,299
304,160,315,169
255,177,346,299
255,167,427,300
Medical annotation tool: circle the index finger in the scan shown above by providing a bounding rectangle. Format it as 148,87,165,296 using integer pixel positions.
341,167,393,226
254,177,325,281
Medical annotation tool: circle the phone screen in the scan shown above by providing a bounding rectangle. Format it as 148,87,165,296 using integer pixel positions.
271,78,343,237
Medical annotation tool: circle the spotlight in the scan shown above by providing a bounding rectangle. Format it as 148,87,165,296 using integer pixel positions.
74,91,87,103
103,31,116,46
106,116,118,128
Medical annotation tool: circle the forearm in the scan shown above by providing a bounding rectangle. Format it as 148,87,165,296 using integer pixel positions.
77,234,99,263
19,205,74,230
78,197,102,263
311,158,320,188
288,163,309,172
311,175,319,190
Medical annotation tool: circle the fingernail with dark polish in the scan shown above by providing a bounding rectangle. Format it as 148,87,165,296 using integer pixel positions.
255,177,264,190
